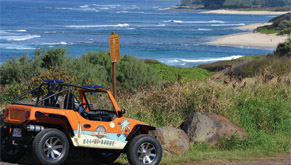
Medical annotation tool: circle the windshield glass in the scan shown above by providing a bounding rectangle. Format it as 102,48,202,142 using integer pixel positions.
84,91,114,112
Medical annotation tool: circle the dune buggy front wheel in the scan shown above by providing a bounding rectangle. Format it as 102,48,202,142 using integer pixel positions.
127,134,162,165
32,129,69,165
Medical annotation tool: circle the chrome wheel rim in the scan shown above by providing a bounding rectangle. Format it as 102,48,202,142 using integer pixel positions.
137,142,156,164
43,137,63,160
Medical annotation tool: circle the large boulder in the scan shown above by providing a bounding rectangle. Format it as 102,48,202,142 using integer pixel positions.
150,126,190,154
180,112,247,144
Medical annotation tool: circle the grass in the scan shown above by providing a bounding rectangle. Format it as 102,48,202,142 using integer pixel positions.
144,59,214,82
197,55,266,72
198,55,291,78
115,132,289,164
256,26,281,34
116,70,291,163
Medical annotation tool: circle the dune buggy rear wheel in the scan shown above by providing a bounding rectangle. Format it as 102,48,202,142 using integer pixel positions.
127,134,162,165
1,126,26,162
32,129,69,165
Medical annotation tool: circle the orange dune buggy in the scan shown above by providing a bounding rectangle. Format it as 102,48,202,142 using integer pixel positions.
1,80,162,165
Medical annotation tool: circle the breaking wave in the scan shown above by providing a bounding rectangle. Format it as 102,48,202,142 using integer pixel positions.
0,34,40,41
160,55,243,66
163,20,225,24
198,28,212,31
66,24,129,28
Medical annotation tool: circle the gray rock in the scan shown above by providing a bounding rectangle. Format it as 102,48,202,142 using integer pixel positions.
150,126,190,154
180,112,247,144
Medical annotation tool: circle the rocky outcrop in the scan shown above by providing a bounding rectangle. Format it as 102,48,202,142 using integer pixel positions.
180,112,247,144
150,126,190,154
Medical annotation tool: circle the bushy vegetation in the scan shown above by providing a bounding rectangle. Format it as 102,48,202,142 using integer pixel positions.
0,48,213,104
0,48,160,104
256,13,291,35
275,38,291,57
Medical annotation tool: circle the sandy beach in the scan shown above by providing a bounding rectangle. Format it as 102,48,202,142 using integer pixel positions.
202,9,289,15
208,22,289,49
234,22,272,30
208,32,288,48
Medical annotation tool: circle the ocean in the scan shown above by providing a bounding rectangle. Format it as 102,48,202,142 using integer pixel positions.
0,0,278,67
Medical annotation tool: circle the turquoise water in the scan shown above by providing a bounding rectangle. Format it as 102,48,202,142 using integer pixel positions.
0,0,278,66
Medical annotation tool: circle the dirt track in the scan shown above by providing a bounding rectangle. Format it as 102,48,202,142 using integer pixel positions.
0,152,290,165
172,154,291,165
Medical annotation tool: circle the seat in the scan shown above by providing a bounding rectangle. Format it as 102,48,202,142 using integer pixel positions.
43,91,59,108
64,93,79,111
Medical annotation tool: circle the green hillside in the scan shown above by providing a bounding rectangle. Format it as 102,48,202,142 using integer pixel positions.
181,0,291,10
256,13,291,35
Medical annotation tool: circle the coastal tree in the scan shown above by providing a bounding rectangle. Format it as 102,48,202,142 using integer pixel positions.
193,0,290,8
201,0,225,9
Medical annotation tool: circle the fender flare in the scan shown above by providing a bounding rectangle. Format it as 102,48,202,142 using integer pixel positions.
35,111,74,137
126,124,156,141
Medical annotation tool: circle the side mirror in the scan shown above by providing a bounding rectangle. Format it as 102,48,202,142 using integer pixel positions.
118,109,126,117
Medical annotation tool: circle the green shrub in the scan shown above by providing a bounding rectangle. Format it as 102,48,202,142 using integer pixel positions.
0,55,38,84
275,38,291,57
0,83,27,104
67,51,111,86
116,55,159,92
0,48,160,96
36,47,67,69
0,48,67,85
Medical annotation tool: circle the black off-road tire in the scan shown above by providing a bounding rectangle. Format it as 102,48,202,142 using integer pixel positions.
127,134,162,165
1,126,26,162
89,150,121,164
32,129,69,165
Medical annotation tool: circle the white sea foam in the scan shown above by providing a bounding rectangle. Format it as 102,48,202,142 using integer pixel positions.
181,55,243,63
160,55,243,66
55,7,74,10
6,30,27,32
156,24,166,27
0,34,40,41
198,28,212,31
0,44,34,50
134,24,166,28
92,4,120,7
163,20,224,24
211,23,245,26
116,11,128,13
41,42,67,45
44,31,57,34
66,24,129,28
80,5,89,8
